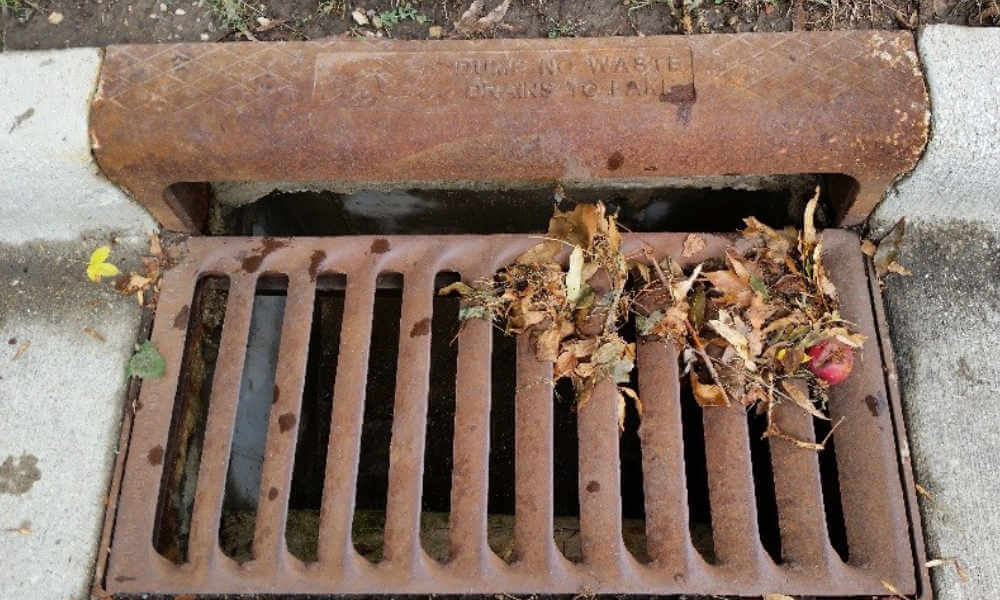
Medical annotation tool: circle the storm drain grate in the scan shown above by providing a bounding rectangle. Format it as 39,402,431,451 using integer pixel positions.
101,232,926,597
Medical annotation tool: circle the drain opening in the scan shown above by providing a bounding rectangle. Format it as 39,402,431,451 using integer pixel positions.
487,326,517,562
212,176,844,237
219,275,289,563
419,272,461,564
553,378,582,563
619,316,649,563
748,412,783,563
679,378,716,563
152,275,230,564
285,273,346,562
352,272,403,563
814,416,850,561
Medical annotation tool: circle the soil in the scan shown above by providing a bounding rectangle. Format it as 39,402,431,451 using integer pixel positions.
0,0,995,52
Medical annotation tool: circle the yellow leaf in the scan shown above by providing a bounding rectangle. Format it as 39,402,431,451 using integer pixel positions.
86,245,120,282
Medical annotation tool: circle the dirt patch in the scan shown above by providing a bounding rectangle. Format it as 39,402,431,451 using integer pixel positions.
0,453,41,495
2,0,992,52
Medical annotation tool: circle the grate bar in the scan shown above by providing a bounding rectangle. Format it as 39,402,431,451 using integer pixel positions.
187,276,256,570
317,269,375,571
382,268,436,571
252,273,317,568
703,404,767,573
448,307,496,573
513,335,561,574
768,405,832,569
824,238,915,589
577,379,629,574
636,342,694,576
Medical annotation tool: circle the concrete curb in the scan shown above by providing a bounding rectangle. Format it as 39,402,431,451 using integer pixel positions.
0,48,156,245
874,25,1000,232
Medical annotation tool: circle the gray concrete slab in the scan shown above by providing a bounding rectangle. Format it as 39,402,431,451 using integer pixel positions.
0,48,156,245
874,23,1000,600
0,239,148,600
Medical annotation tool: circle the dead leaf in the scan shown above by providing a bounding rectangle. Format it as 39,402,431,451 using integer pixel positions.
47,11,64,24
12,341,29,361
874,217,906,279
150,232,163,258
780,378,828,419
881,580,905,599
566,247,586,303
926,557,969,582
84,328,106,343
690,372,730,407
682,234,706,258
860,239,877,256
254,16,288,32
455,0,512,35
886,261,912,276
351,8,370,25
438,281,475,296
801,185,820,251
764,594,795,600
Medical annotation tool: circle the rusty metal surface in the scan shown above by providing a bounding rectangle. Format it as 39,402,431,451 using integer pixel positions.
101,231,925,596
90,33,928,233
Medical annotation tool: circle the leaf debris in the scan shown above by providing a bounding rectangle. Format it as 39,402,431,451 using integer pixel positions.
11,341,29,361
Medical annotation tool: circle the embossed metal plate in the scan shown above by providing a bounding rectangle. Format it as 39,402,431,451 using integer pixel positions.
90,33,928,232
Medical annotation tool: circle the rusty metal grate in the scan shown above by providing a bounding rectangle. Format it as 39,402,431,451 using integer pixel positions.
100,232,927,597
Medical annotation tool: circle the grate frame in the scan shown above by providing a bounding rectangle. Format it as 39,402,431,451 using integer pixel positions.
98,232,929,598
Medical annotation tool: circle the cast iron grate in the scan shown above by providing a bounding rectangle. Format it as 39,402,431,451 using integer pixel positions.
101,232,926,597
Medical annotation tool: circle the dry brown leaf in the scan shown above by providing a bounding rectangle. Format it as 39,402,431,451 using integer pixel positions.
438,281,476,296
455,0,512,35
764,594,795,600
682,233,706,258
886,261,912,276
874,217,906,279
780,378,827,419
860,239,877,256
690,371,730,407
150,231,163,257
881,579,904,599
801,185,820,250
12,341,29,361
926,557,969,582
84,327,106,343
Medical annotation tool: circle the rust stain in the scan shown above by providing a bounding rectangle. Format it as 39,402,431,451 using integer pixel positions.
660,83,697,126
273,384,280,405
865,394,880,417
606,151,624,171
309,250,326,280
147,445,164,466
242,237,288,273
172,305,190,330
278,412,297,433
115,576,137,583
586,480,601,493
410,317,431,338
370,239,391,254
268,487,279,501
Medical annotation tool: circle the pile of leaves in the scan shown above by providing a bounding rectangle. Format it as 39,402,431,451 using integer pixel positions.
440,188,865,449
633,188,864,448
440,197,639,428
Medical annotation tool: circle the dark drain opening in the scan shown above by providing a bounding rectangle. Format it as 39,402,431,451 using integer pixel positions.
211,176,852,237
553,378,581,563
748,413,783,563
152,275,230,564
352,273,403,563
619,316,649,564
814,416,850,561
419,272,461,563
220,275,289,563
679,378,716,564
285,273,346,563
487,327,517,562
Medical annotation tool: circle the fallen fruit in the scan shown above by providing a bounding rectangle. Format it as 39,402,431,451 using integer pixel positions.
806,338,855,385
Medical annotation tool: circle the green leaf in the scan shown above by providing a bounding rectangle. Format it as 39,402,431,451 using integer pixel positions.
458,305,490,321
127,341,166,379
749,274,769,301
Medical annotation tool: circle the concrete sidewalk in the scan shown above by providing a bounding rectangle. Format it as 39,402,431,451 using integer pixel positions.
871,25,1000,600
0,25,998,600
0,48,155,600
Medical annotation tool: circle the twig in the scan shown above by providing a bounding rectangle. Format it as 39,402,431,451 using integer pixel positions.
684,320,731,406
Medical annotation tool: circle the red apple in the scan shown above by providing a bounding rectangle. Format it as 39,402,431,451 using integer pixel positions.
806,338,855,385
